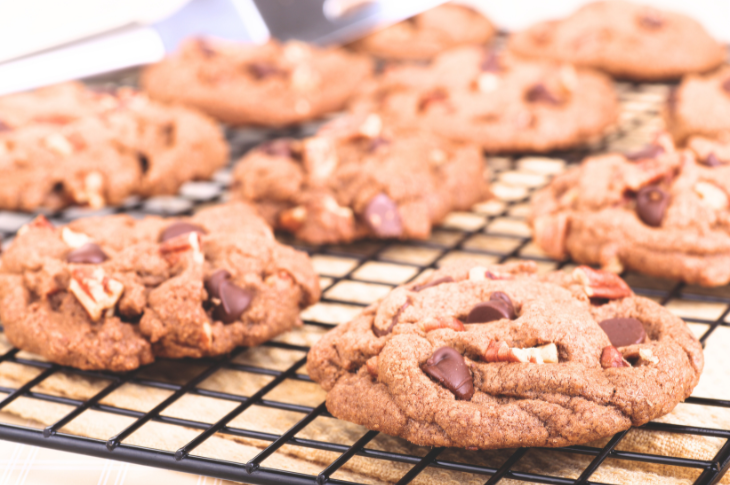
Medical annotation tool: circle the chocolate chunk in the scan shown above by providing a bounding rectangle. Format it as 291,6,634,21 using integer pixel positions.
480,51,500,73
159,222,207,242
412,276,454,293
666,86,678,114
705,152,723,167
205,269,231,300
196,38,217,58
625,144,664,161
489,291,516,319
638,10,664,29
248,62,281,80
599,317,646,348
364,193,403,238
0,120,11,132
137,153,150,173
525,84,561,105
213,280,253,323
636,186,670,227
368,137,390,153
260,139,294,158
67,243,108,264
722,77,730,95
466,300,512,323
422,347,474,400
374,301,410,337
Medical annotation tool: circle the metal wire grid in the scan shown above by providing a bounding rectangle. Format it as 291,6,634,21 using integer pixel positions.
0,81,729,485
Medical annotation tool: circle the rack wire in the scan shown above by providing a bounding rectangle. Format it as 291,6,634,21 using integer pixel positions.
0,75,729,485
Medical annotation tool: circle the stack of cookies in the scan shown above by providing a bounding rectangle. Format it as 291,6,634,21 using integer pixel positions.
0,0,726,456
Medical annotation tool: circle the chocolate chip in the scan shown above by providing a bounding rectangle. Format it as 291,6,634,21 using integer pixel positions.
205,269,231,300
636,185,670,227
0,120,11,132
67,243,108,264
489,291,516,319
412,276,454,293
159,222,207,242
466,300,512,323
213,280,253,323
260,139,294,158
422,347,474,400
722,77,730,95
599,317,646,348
364,193,403,238
638,10,664,29
137,153,150,174
705,152,723,167
666,86,678,114
625,144,664,161
196,38,217,58
368,137,390,153
525,83,561,105
480,51,500,73
248,62,281,80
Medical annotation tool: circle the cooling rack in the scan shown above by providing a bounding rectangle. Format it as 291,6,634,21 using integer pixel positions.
0,76,729,485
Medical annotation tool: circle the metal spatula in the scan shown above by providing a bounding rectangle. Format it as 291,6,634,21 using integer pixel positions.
0,0,444,96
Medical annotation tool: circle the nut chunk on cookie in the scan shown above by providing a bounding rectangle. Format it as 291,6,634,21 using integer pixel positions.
307,260,703,449
0,82,228,212
530,133,730,286
141,39,372,127
349,3,496,61
0,203,320,371
352,47,618,153
509,0,724,81
230,113,489,244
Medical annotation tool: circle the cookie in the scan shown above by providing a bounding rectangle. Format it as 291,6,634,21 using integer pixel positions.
349,3,496,61
0,202,320,371
351,47,618,153
508,0,725,81
0,82,228,212
530,133,730,286
141,39,373,127
230,113,489,244
664,66,730,145
307,260,703,449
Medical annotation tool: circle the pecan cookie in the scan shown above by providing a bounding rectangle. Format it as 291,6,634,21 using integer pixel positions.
664,66,730,146
508,0,725,81
307,260,703,449
0,203,320,371
141,39,372,127
349,3,496,61
0,82,228,212
351,47,618,152
530,133,730,286
230,113,489,244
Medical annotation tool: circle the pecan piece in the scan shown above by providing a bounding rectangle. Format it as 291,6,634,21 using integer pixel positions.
68,267,124,321
279,206,307,232
572,266,632,299
532,213,569,260
420,317,465,333
366,356,379,378
17,215,54,236
160,231,204,265
483,341,558,364
600,346,631,368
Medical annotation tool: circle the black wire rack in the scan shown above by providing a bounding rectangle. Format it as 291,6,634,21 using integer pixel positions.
0,75,729,485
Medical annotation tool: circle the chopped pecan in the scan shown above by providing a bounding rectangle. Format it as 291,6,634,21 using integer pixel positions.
622,347,659,366
483,341,558,364
160,231,204,265
366,356,379,378
420,317,465,333
572,266,632,299
279,206,307,232
17,215,54,236
600,345,631,368
68,267,124,321
532,213,569,260
61,227,92,248
71,171,105,209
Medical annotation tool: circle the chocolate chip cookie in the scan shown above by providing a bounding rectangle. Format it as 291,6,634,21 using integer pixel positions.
349,3,496,61
531,133,730,286
0,82,228,212
141,39,373,127
230,113,489,244
0,202,320,371
508,0,725,81
351,47,618,153
664,66,730,145
307,260,703,449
